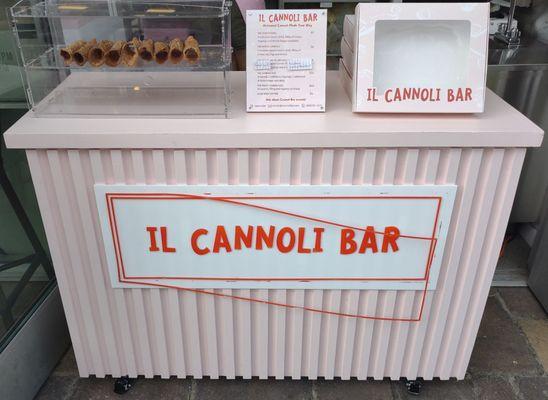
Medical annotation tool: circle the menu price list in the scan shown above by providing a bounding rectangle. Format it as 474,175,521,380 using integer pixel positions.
246,10,327,112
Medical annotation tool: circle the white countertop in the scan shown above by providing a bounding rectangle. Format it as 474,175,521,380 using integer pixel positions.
4,72,543,149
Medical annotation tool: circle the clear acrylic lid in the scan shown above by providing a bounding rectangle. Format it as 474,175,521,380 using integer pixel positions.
11,0,230,18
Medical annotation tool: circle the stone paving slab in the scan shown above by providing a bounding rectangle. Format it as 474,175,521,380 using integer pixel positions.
35,376,79,400
314,378,394,400
51,348,78,377
391,379,475,400
468,295,542,375
498,288,548,320
519,319,548,372
471,377,517,400
71,377,190,400
193,377,313,400
517,376,548,399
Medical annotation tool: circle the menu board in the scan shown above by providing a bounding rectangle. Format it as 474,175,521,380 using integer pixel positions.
246,10,327,112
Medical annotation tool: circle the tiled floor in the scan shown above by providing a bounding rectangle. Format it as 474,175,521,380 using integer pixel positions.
35,288,548,400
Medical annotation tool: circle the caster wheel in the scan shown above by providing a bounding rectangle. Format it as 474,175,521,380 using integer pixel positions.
405,379,422,396
114,375,134,395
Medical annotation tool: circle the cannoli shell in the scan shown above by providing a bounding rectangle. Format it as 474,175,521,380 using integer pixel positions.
73,38,97,66
168,38,184,64
183,35,201,63
154,41,169,64
138,39,154,62
88,40,113,67
59,39,85,65
105,40,125,67
122,38,140,67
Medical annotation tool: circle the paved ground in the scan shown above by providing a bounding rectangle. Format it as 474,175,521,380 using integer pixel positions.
36,287,548,400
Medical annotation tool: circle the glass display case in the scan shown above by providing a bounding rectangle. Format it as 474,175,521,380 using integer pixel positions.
9,0,232,117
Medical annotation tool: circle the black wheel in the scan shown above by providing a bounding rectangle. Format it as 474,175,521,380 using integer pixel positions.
405,378,422,396
114,375,134,395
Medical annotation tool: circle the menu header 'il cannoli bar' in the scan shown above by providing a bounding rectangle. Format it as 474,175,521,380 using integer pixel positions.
146,224,402,256
59,36,201,67
258,12,319,23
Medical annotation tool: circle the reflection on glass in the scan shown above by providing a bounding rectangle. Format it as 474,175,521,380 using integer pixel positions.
0,0,55,347
0,0,26,104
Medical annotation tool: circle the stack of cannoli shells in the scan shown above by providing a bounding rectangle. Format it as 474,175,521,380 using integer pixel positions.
88,40,113,67
59,39,85,65
122,38,140,66
168,38,184,64
60,36,201,67
105,40,125,67
72,39,96,66
154,41,169,64
138,39,154,62
183,36,201,63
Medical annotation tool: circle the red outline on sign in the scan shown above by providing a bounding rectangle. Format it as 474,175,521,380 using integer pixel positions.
117,237,437,322
104,193,442,322
105,193,441,281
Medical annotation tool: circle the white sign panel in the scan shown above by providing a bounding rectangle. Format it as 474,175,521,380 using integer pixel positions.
246,9,327,112
95,185,455,290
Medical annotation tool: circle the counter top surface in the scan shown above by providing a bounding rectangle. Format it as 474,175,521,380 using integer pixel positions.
4,72,543,149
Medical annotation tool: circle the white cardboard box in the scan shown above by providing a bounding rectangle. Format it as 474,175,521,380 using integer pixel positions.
339,58,352,100
340,36,354,76
343,14,356,50
353,3,489,113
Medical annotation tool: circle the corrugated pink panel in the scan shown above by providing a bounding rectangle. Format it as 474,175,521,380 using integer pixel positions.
25,147,525,380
